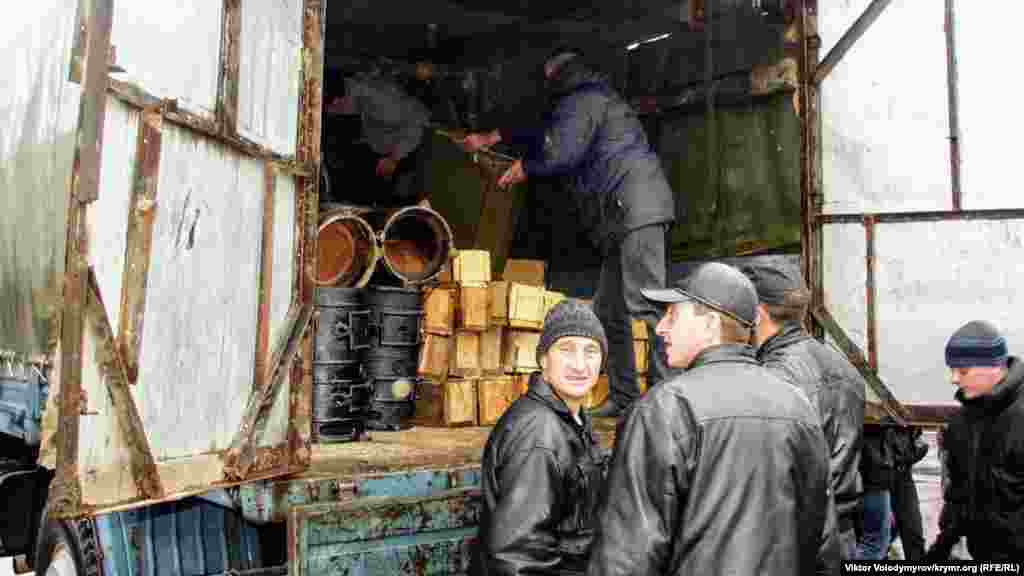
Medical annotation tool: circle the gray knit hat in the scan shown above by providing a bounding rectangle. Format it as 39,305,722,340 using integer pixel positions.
536,299,608,370
945,320,1008,368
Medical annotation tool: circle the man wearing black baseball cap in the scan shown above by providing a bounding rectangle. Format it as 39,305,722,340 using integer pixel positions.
741,257,865,560
924,321,1024,561
587,262,838,575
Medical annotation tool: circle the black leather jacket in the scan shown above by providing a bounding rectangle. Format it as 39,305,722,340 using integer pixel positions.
758,323,865,530
473,374,607,576
587,344,838,576
926,356,1024,561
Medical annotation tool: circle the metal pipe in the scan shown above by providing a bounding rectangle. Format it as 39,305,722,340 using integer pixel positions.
819,208,1024,225
864,216,878,370
813,0,893,85
945,0,962,210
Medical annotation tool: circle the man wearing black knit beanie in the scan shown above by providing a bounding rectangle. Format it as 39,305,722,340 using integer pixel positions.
924,320,1024,561
473,299,608,575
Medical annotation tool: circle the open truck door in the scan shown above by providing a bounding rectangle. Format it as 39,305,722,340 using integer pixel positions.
804,0,1024,424
0,0,324,550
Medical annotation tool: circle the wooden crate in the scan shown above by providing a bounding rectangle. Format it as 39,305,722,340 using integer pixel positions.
489,281,509,325
634,339,649,375
502,259,545,286
502,330,541,373
457,283,490,332
417,333,451,379
631,318,649,340
542,290,566,318
583,374,610,410
480,326,504,375
478,376,522,426
451,330,482,377
507,283,546,331
513,373,532,395
639,375,649,395
413,379,477,427
453,250,491,284
423,287,455,335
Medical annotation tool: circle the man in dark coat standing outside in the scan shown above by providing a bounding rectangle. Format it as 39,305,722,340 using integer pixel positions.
741,259,865,559
474,299,609,575
924,321,1024,561
586,263,838,575
462,48,676,417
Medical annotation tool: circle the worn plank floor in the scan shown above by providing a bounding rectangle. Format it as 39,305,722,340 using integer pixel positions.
298,418,618,480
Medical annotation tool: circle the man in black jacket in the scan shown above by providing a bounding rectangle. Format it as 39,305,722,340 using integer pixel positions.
474,299,608,575
462,48,677,417
586,262,838,575
924,321,1024,560
742,259,865,559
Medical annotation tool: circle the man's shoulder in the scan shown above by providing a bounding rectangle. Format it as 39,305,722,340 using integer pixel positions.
489,396,570,453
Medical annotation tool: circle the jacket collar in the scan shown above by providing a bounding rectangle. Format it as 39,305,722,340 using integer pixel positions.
689,343,760,370
526,372,592,430
757,322,811,359
956,356,1024,414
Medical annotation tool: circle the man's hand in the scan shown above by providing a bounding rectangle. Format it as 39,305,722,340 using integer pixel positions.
376,157,399,179
461,130,501,153
497,160,527,189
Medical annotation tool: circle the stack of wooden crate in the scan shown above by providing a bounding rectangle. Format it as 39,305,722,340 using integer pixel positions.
415,252,565,427
415,251,653,426
581,317,650,409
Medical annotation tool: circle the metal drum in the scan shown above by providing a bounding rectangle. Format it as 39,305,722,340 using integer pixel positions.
315,210,379,288
363,286,423,431
312,287,373,444
376,205,454,285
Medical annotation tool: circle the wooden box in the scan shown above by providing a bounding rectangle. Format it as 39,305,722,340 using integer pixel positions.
502,330,541,373
513,373,532,395
451,331,481,377
507,283,546,331
478,376,522,426
583,374,610,410
457,283,490,332
502,259,545,286
542,290,566,318
634,339,649,375
413,379,477,427
423,287,455,335
453,250,491,284
489,281,509,325
480,326,504,374
631,318,649,340
417,333,451,379
638,375,649,395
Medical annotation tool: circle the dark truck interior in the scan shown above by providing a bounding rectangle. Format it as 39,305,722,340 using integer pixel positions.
320,0,803,295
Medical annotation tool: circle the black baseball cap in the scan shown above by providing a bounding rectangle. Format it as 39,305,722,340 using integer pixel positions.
641,262,758,328
740,258,806,306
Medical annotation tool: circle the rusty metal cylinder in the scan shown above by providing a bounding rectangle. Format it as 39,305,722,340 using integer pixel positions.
315,210,380,288
377,205,454,285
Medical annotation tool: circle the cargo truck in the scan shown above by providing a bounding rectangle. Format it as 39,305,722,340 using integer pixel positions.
1,0,1013,573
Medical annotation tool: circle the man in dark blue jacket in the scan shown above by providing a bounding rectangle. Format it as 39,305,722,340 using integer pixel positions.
463,48,677,417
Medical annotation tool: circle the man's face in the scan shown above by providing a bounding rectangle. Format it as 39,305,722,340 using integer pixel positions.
656,301,714,369
950,365,1006,399
541,336,602,406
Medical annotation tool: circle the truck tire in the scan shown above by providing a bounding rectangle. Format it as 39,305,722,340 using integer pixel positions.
33,510,100,576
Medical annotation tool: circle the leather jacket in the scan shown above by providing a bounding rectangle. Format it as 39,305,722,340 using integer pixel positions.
587,344,838,576
758,323,865,530
926,356,1024,561
473,373,607,576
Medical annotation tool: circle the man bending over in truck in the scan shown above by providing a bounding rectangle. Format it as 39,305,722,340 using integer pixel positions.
472,299,607,575
461,48,677,418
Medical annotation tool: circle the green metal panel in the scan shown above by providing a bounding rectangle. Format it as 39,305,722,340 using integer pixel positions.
291,487,480,576
662,92,802,260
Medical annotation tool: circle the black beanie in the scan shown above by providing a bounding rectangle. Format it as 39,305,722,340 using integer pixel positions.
536,299,608,370
945,320,1008,368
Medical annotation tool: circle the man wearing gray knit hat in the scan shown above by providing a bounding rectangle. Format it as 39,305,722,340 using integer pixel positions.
473,299,608,575
925,321,1024,561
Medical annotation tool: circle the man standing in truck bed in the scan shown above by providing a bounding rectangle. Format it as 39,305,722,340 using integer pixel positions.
462,48,677,418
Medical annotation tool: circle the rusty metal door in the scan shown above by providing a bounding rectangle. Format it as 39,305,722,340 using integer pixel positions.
799,0,1024,423
27,0,326,517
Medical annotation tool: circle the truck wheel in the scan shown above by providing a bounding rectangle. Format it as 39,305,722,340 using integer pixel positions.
33,512,100,576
